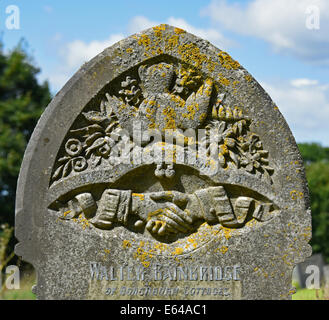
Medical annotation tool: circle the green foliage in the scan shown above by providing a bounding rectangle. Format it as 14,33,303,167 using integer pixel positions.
298,143,329,164
305,162,329,261
0,42,51,227
0,224,13,270
298,143,329,263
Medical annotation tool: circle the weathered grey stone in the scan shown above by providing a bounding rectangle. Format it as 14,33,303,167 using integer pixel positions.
15,24,311,300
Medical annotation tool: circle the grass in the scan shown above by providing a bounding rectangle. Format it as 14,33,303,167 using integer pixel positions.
292,282,329,300
0,271,36,300
293,288,323,300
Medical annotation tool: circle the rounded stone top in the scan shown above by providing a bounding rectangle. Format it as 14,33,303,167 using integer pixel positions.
15,26,311,300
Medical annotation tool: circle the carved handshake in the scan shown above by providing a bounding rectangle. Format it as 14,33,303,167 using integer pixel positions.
135,187,249,236
88,189,198,235
59,186,272,237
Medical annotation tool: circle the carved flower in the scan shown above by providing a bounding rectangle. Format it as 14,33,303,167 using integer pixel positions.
72,157,88,172
240,134,274,179
201,120,239,168
118,76,142,105
65,139,83,157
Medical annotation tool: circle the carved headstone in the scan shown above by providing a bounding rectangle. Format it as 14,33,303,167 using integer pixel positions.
15,25,312,300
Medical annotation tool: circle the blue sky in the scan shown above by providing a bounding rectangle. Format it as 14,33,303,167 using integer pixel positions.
2,0,329,146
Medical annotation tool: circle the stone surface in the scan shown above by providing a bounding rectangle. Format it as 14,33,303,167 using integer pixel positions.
15,25,312,300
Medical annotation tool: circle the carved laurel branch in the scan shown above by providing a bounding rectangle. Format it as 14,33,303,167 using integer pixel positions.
51,97,122,183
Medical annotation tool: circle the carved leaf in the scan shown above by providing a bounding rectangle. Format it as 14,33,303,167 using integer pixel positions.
253,161,261,169
229,150,239,167
260,158,269,165
70,124,103,136
105,121,119,134
58,156,71,164
52,164,64,180
105,93,122,112
62,159,72,177
246,163,254,172
263,166,274,174
84,132,104,147
212,105,218,119
225,138,236,148
85,137,106,157
218,153,226,167
232,123,238,135
237,121,244,135
258,150,269,157
82,111,107,123
218,121,226,135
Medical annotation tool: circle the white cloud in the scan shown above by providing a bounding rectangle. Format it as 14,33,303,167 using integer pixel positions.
128,16,158,33
47,33,124,92
46,73,69,91
291,78,318,87
60,34,124,71
202,0,329,65
261,78,329,144
167,17,233,49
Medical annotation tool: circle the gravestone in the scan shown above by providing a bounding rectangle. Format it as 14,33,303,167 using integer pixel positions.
295,253,325,288
15,25,312,300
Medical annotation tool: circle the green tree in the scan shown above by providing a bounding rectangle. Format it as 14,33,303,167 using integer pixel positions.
298,142,329,164
298,143,329,263
0,42,51,227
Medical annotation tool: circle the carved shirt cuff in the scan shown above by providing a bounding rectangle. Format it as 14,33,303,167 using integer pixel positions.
194,186,235,224
97,189,131,225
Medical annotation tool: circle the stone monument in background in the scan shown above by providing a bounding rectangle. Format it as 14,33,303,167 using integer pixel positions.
15,25,312,300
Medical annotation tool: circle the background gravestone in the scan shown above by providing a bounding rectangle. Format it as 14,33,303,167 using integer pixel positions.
295,253,325,288
15,25,312,300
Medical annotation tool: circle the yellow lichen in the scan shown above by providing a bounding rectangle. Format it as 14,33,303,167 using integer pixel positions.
221,226,232,240
173,247,184,255
138,34,151,50
290,190,304,200
133,244,154,268
219,76,230,87
166,34,180,51
123,240,132,248
174,27,186,35
177,43,207,69
63,210,71,218
220,246,228,254
162,106,177,129
153,24,166,37
132,193,145,201
73,214,90,230
218,51,240,70
244,74,252,82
